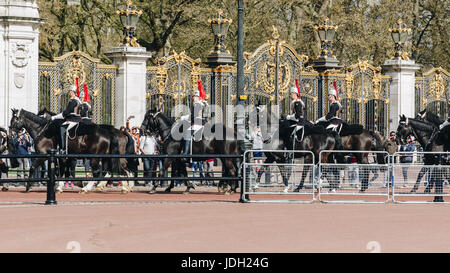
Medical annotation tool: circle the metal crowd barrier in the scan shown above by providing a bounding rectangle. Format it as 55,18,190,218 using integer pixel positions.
2,149,450,205
318,150,391,203
391,152,450,203
0,150,243,205
241,150,316,203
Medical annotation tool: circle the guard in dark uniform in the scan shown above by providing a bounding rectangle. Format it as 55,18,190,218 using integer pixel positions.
180,88,207,155
286,80,307,144
51,85,81,153
286,84,305,125
80,83,93,125
316,82,344,149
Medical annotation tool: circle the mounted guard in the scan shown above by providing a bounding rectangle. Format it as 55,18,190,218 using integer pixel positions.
51,84,82,153
181,80,208,156
285,79,307,143
79,82,93,124
316,81,344,149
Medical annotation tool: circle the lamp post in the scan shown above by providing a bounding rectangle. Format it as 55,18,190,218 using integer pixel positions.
206,9,235,68
388,19,411,60
116,0,143,47
312,17,341,119
314,17,338,59
209,10,232,55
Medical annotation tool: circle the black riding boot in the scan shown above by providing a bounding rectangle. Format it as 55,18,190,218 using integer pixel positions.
60,126,67,154
182,139,192,166
333,132,345,163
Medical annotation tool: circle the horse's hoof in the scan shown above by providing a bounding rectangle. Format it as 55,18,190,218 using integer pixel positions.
121,190,128,194
79,190,88,194
95,186,103,192
164,188,171,193
1,187,8,192
56,190,63,194
224,191,231,195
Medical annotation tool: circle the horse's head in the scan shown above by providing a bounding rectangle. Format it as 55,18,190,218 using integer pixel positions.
396,114,413,145
141,109,160,135
37,107,46,117
9,109,24,133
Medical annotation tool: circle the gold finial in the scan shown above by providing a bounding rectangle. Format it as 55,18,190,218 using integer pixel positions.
271,25,279,40
126,0,133,6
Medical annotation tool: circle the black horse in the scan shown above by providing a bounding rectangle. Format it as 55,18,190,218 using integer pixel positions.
254,104,385,192
141,109,240,194
396,114,447,201
9,109,135,193
254,117,337,192
36,107,139,192
416,110,450,151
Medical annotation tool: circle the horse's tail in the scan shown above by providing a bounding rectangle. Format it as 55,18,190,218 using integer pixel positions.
110,132,121,174
124,131,138,173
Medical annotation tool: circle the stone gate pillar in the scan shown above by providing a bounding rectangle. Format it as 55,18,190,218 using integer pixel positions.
106,47,152,129
382,59,421,132
0,0,41,128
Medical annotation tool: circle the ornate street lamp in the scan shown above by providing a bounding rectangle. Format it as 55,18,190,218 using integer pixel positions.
116,0,143,47
206,9,235,68
388,19,411,60
314,17,338,59
209,9,232,55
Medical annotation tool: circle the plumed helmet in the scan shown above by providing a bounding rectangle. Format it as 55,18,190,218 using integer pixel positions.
193,89,200,97
65,85,77,95
329,88,337,98
289,86,298,95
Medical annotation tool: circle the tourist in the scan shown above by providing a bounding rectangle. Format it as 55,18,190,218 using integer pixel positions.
139,133,157,186
14,129,31,179
399,135,415,187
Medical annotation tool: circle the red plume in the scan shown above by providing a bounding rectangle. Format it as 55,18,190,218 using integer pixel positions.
75,77,80,98
83,83,90,103
333,80,339,100
295,78,301,98
198,80,206,101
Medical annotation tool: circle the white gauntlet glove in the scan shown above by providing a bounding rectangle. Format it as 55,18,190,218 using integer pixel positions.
180,115,189,121
51,113,64,121
286,114,295,121
316,116,327,124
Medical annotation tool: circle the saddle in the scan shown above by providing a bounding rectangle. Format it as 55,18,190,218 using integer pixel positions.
326,123,343,134
290,124,305,143
340,123,364,136
320,119,363,137
192,126,204,142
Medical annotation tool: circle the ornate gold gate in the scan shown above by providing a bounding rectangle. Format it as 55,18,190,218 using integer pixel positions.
146,50,212,118
38,51,117,125
243,27,317,119
415,67,449,120
326,60,391,136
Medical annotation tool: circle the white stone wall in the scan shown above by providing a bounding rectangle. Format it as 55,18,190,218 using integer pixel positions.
0,0,40,128
383,59,421,133
105,47,152,129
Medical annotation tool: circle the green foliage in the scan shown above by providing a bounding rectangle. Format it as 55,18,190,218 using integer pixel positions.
37,0,449,71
